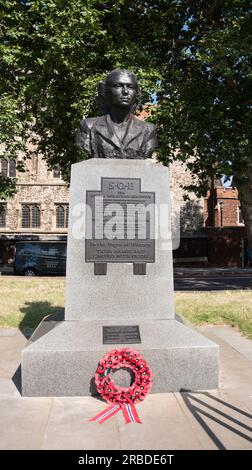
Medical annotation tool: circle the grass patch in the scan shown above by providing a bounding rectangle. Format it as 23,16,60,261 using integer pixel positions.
175,290,252,339
0,277,252,339
0,277,65,329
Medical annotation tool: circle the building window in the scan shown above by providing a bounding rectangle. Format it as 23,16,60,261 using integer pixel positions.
1,158,8,176
0,158,16,177
0,205,6,228
32,205,40,227
66,205,69,228
9,159,16,177
56,204,68,228
22,205,30,228
53,164,61,178
31,154,38,173
22,204,41,228
238,206,244,225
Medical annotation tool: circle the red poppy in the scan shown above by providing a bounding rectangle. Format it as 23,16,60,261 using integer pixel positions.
94,348,154,405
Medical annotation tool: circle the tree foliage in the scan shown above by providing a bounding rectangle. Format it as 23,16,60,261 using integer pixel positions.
0,0,159,187
141,0,252,244
145,0,252,196
0,1,251,242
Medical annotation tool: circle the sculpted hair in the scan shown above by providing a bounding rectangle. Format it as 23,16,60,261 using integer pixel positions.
96,69,141,114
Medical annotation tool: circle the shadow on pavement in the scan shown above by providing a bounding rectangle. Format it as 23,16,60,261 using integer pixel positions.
12,304,65,396
19,301,64,338
12,365,22,396
180,390,252,449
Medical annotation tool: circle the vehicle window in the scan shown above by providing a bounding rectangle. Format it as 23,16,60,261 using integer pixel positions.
16,242,67,257
47,247,57,256
54,244,67,256
39,244,50,255
17,243,41,255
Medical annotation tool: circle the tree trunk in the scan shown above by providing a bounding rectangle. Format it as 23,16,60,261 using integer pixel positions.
236,168,252,251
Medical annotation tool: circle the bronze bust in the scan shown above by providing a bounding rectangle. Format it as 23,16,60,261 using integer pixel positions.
75,69,157,159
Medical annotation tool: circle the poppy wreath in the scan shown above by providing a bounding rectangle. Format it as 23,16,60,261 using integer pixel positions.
89,348,154,424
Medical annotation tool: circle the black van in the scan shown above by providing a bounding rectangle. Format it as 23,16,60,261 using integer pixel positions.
14,241,67,276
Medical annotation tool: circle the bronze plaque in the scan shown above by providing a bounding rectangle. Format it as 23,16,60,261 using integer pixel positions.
85,178,155,263
103,325,141,344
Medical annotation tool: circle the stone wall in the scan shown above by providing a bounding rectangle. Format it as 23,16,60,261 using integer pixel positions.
0,151,206,266
1,154,204,238
0,154,69,238
169,160,204,234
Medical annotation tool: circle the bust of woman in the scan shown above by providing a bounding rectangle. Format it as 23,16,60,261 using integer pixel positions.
75,69,157,159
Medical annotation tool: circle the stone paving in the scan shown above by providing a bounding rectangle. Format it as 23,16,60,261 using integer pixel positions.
0,325,251,450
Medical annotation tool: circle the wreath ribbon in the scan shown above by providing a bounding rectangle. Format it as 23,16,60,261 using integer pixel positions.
89,403,141,424
89,348,153,425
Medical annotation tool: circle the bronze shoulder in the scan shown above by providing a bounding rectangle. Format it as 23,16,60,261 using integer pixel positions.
78,117,98,131
133,116,156,131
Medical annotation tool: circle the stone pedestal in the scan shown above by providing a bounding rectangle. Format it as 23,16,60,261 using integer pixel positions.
22,159,219,396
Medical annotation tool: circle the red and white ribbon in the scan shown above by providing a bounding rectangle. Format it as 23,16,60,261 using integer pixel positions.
89,403,141,424
121,404,141,424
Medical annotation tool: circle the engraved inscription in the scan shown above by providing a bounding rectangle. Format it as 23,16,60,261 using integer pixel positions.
103,325,141,344
85,178,155,263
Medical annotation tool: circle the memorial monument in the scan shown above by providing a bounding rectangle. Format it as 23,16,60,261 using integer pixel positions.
21,69,219,396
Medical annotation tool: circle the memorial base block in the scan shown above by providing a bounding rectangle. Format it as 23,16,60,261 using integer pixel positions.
22,318,219,396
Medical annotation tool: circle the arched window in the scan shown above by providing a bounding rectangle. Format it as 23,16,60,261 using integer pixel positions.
32,205,40,228
9,159,16,177
31,154,38,173
21,204,41,228
0,205,6,228
56,205,65,228
53,164,61,178
22,205,30,228
1,158,8,176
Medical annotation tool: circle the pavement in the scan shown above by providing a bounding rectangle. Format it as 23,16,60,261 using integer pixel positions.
174,267,252,277
2,267,252,291
0,324,252,450
2,266,252,276
174,267,252,291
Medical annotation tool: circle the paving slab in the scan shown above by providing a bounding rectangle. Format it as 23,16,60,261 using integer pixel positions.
117,393,203,450
200,327,252,402
202,326,252,361
0,329,27,379
175,390,252,450
0,325,252,450
0,329,26,353
0,348,24,379
0,377,20,398
42,397,121,450
0,397,53,450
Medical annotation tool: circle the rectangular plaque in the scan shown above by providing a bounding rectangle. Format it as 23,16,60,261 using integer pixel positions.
86,177,155,264
103,325,141,344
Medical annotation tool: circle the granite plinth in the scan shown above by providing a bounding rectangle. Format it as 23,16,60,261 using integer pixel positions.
65,159,175,321
21,159,219,397
22,319,219,396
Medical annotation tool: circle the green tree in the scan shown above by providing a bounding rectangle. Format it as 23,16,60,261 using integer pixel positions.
0,0,159,189
106,0,251,244
1,1,251,248
142,0,252,245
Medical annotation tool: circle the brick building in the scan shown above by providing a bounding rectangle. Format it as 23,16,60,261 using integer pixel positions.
1,148,247,268
202,178,246,267
0,153,69,266
0,105,206,267
172,177,248,267
0,150,204,267
204,178,244,228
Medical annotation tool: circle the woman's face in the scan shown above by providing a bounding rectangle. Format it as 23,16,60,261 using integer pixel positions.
107,72,137,108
